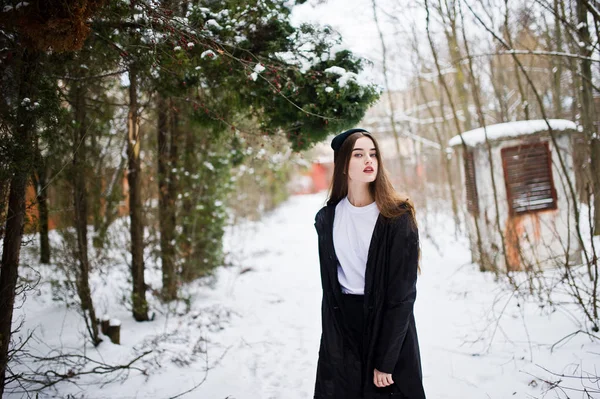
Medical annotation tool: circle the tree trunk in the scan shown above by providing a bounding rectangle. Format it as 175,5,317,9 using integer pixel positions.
577,0,600,234
0,179,7,242
72,84,101,345
502,5,530,120
489,57,508,122
166,101,183,280
180,110,195,280
94,145,127,249
32,166,50,264
31,138,50,264
157,94,177,300
445,25,473,131
128,65,149,321
0,49,38,398
552,0,564,118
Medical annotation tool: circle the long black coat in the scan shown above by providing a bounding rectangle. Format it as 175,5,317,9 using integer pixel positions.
313,200,425,399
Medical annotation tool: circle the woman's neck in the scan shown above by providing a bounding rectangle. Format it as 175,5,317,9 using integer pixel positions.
346,182,374,207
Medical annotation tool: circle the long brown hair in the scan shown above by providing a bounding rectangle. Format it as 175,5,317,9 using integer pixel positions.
325,130,421,272
326,131,415,221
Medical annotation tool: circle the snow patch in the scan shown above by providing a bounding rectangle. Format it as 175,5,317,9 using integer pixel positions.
205,19,222,30
201,50,217,59
324,66,359,88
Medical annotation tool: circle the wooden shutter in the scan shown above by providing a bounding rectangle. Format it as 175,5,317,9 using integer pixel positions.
464,150,479,214
501,142,557,215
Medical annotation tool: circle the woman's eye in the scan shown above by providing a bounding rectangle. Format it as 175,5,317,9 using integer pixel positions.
355,154,362,157
370,153,376,158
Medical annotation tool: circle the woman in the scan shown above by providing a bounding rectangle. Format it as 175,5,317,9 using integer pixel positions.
313,128,425,399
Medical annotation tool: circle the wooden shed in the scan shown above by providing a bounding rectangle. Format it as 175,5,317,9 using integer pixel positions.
449,119,582,272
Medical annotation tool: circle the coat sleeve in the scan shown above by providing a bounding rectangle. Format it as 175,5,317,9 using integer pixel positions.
314,208,323,233
374,213,419,374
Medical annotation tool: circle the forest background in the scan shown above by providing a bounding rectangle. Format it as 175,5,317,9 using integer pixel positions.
1,0,599,397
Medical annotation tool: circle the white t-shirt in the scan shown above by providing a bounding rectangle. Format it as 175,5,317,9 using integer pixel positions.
333,196,380,295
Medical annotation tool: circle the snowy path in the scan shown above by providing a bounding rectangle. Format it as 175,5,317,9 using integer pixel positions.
8,191,599,399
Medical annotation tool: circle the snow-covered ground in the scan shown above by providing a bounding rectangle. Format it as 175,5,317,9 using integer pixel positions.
6,191,599,398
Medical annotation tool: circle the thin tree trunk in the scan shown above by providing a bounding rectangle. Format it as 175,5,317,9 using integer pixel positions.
502,1,530,120
577,0,600,235
489,57,508,122
441,2,473,131
180,111,195,280
0,179,7,241
166,101,184,281
94,139,127,249
0,49,38,397
31,158,50,264
552,0,564,118
561,0,589,203
157,94,177,299
72,84,101,345
128,64,149,321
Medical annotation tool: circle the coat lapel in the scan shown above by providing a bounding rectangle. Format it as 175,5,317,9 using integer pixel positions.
364,212,385,300
325,204,344,308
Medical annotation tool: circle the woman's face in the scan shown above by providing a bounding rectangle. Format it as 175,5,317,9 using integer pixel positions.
347,136,378,184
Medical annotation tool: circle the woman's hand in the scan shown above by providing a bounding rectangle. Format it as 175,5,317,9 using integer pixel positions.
373,368,394,388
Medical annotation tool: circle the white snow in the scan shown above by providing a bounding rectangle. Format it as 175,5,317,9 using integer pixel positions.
5,192,599,398
205,19,223,30
200,49,217,59
448,119,578,147
110,318,122,327
324,66,359,88
254,63,266,73
216,9,230,19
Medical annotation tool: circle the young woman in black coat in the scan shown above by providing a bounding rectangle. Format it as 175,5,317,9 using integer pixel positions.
313,128,426,399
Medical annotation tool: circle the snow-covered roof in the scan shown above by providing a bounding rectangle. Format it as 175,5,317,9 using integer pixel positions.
448,119,578,147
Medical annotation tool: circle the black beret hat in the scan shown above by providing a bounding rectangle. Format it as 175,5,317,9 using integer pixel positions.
330,128,370,151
